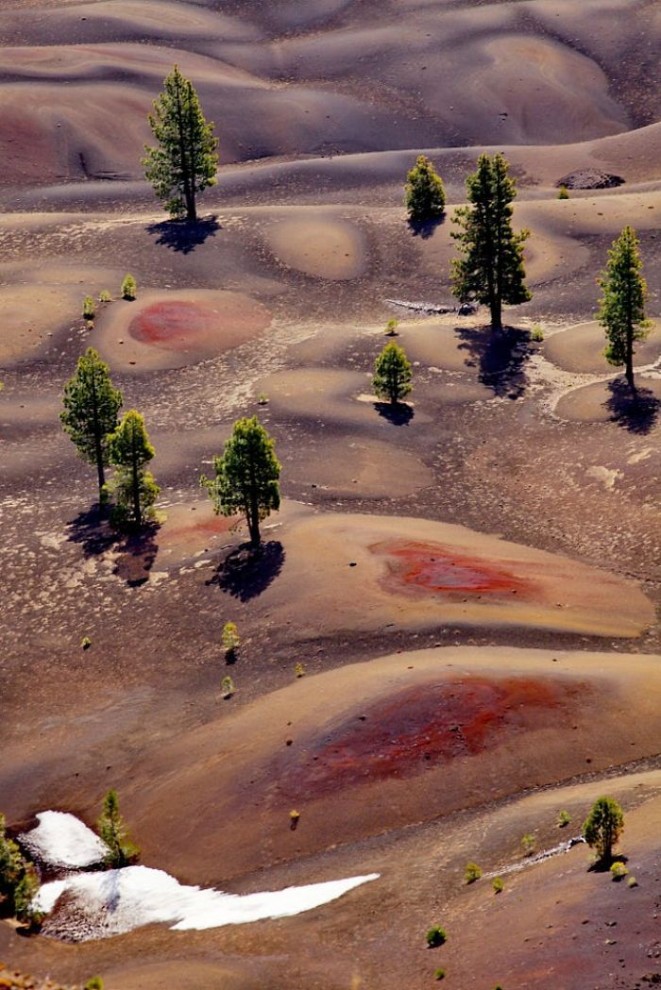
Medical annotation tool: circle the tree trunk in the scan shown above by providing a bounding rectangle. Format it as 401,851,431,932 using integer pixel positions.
490,295,502,332
185,188,197,222
625,323,636,395
95,449,106,504
132,457,142,528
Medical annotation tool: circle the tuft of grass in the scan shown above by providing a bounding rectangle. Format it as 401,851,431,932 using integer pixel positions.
221,675,235,699
492,876,504,894
99,290,112,303
426,926,447,948
81,636,92,650
464,862,482,884
557,809,571,828
83,295,96,321
627,875,638,888
434,969,446,981
530,323,544,342
294,662,306,678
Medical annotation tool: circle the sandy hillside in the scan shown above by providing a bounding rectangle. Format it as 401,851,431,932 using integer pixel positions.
0,1,660,988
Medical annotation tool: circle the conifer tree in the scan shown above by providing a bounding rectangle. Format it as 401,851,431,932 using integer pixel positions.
97,790,140,869
582,796,624,864
108,410,159,528
373,341,413,405
143,65,219,221
0,814,38,921
598,225,651,394
405,155,446,223
202,417,280,549
451,153,530,331
61,348,123,501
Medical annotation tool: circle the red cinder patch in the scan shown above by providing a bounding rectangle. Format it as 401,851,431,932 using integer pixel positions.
129,301,218,350
284,676,587,797
371,539,531,595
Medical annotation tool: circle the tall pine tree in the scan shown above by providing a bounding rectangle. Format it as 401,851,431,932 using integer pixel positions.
598,226,650,394
108,410,159,529
143,65,219,221
61,348,123,502
202,417,280,549
451,153,530,331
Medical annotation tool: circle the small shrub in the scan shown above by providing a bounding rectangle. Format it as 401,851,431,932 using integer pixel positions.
85,979,104,990
530,323,544,342
121,274,137,300
257,393,269,405
81,636,92,650
557,809,571,828
83,295,96,320
221,675,235,699
610,861,628,881
426,925,447,948
492,876,504,894
521,833,536,857
464,862,482,884
627,875,638,888
557,185,570,199
99,290,112,303
294,662,306,678
222,621,240,661
289,809,300,822
434,969,446,981
385,318,399,336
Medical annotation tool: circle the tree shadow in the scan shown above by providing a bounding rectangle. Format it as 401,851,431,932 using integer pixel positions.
408,215,444,240
67,506,116,556
67,508,159,587
588,854,628,874
207,540,285,601
146,215,221,254
606,378,660,434
113,523,160,587
373,401,415,425
455,324,533,399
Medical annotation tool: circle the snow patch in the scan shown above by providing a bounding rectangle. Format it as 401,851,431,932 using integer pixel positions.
35,866,379,940
19,812,107,869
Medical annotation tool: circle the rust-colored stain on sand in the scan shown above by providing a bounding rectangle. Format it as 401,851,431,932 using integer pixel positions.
371,539,531,596
129,301,218,350
286,676,587,796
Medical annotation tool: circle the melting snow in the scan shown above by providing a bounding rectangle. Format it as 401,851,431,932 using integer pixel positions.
23,812,378,940
19,811,108,869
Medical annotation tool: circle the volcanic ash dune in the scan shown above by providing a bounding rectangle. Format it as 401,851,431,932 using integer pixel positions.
129,645,661,880
261,512,654,640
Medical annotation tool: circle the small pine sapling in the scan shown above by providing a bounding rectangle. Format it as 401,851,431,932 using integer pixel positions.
121,274,137,300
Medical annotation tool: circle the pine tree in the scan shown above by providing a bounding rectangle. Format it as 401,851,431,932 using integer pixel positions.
61,348,123,502
97,790,140,869
582,796,624,864
451,153,530,331
108,410,159,529
202,417,280,549
0,814,38,921
143,65,219,221
405,155,446,223
373,341,413,405
598,226,651,394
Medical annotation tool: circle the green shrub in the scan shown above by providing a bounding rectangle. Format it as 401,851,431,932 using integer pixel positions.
610,861,628,881
492,876,504,894
557,185,570,199
294,662,306,678
99,290,112,303
530,323,544,342
405,154,446,223
464,862,482,884
627,875,638,888
583,796,624,863
222,621,240,661
521,833,536,857
85,979,104,990
426,925,447,948
81,636,92,650
83,295,95,320
384,318,399,336
434,969,446,981
557,809,571,828
121,274,137,300
221,675,235,699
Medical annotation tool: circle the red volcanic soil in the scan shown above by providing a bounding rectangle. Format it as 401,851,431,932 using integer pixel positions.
283,675,588,798
129,300,221,350
372,539,532,596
